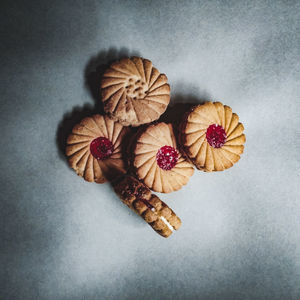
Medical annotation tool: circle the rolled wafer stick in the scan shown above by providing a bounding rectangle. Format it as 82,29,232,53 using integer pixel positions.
113,175,181,238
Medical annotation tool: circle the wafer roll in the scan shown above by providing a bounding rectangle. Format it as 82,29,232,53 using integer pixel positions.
113,176,181,238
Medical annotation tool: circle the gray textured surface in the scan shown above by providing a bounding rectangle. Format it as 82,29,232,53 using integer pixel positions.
1,0,300,299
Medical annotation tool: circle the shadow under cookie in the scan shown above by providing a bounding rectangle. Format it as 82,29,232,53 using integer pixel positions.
56,104,98,164
84,47,141,112
158,93,209,125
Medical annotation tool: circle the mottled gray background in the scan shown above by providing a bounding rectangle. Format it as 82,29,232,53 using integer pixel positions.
1,0,300,299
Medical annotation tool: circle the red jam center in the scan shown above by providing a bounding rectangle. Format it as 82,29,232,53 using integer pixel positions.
90,137,114,160
206,124,227,148
156,145,178,171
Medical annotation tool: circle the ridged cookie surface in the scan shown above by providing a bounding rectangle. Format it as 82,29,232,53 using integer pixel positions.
66,114,128,183
179,102,246,172
132,122,194,193
113,176,181,238
101,57,170,127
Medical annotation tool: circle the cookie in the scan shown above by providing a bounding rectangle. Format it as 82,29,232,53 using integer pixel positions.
179,102,246,171
113,175,181,238
66,114,129,183
101,57,170,127
132,122,194,193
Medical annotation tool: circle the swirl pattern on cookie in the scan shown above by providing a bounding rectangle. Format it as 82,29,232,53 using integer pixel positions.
132,122,194,193
179,102,246,172
101,57,170,127
66,115,128,183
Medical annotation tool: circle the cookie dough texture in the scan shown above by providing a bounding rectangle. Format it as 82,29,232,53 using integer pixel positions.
114,175,181,238
132,122,194,193
179,102,246,172
101,57,170,127
66,114,128,183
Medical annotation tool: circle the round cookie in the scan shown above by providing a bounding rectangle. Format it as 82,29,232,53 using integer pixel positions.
66,114,129,183
132,122,194,193
179,102,246,172
101,57,170,127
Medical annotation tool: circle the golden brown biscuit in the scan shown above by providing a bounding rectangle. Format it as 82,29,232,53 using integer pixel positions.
132,122,194,193
179,102,246,171
101,57,170,127
66,114,129,183
113,176,181,238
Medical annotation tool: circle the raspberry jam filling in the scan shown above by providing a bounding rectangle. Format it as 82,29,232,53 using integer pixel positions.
206,124,227,148
90,137,114,160
156,145,178,170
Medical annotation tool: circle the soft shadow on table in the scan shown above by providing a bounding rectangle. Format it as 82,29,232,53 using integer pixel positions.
159,93,206,124
84,47,140,110
159,92,210,141
56,104,98,164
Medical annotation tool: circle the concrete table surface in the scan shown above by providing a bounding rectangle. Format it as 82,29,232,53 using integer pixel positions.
1,1,300,299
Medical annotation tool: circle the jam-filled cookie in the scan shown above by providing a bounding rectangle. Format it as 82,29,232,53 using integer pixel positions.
101,57,170,127
131,122,194,193
179,102,246,171
66,114,129,183
114,175,181,238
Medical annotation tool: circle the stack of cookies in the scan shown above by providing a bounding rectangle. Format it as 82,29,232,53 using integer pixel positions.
65,57,246,238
